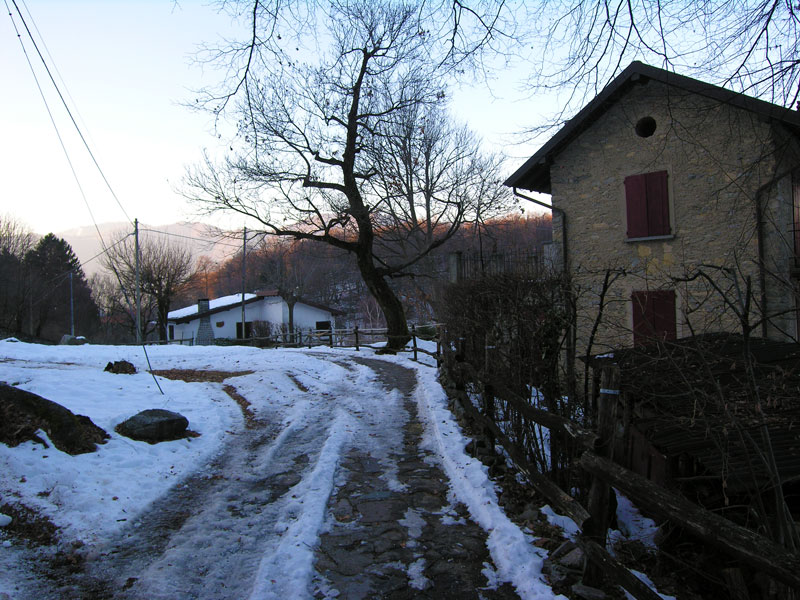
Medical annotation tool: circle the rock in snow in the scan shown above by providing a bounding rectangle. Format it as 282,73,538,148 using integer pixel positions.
115,409,190,443
104,360,137,374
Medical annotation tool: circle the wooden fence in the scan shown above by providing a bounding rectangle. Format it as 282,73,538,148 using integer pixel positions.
145,324,442,364
441,356,800,597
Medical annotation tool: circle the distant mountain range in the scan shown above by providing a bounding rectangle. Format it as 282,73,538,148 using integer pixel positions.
57,222,240,277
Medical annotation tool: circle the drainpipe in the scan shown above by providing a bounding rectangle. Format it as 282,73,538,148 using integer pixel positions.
755,167,797,339
513,187,576,396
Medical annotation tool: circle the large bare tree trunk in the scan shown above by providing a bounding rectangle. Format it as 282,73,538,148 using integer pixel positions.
355,248,409,350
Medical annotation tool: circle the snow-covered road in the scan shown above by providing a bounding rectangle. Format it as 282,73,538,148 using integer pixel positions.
0,341,561,599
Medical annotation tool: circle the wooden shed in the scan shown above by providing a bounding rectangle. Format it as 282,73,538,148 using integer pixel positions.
590,334,800,507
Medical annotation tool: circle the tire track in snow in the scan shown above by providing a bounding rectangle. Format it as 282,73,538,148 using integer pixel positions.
35,362,366,600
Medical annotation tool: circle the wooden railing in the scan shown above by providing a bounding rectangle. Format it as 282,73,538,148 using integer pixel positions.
150,324,443,364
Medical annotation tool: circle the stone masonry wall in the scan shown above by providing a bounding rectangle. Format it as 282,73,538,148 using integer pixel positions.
549,79,797,354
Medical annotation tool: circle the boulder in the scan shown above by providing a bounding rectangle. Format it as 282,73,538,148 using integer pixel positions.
115,409,189,443
59,335,87,346
104,360,136,374
0,384,109,454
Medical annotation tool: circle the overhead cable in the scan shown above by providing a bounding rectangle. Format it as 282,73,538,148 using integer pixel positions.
9,0,133,225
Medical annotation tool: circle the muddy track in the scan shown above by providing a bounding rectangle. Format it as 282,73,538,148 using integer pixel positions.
18,356,522,599
312,357,519,599
31,384,338,599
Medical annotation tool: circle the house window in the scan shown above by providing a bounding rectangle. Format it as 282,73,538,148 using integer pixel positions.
632,290,676,346
625,170,670,238
168,325,174,340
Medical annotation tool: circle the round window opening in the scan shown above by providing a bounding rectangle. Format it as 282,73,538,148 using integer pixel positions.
635,116,657,138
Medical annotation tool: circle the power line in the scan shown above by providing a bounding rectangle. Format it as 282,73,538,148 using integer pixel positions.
8,0,133,225
18,0,94,147
4,1,142,326
138,226,244,249
4,1,116,246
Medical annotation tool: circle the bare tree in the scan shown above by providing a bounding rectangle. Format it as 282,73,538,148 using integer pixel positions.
101,231,195,341
526,1,800,130
186,2,515,349
0,214,35,258
0,215,36,334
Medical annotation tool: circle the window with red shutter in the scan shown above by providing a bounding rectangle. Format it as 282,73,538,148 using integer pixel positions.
632,290,676,346
625,171,670,238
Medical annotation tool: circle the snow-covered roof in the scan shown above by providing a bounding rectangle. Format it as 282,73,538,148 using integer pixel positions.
168,293,257,320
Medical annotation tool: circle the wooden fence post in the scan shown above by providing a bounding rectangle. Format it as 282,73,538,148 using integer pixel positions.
412,325,418,361
308,329,312,349
583,364,620,587
354,325,359,351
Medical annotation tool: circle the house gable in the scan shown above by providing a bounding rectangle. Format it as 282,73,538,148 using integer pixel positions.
505,61,800,195
506,61,800,351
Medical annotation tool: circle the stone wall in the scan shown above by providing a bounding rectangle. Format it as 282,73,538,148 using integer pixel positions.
549,79,799,353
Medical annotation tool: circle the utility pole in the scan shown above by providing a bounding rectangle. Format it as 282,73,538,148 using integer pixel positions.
28,271,33,336
135,218,142,343
69,271,74,336
241,226,246,339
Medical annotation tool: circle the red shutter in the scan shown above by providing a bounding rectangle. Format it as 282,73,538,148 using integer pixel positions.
646,170,670,236
625,174,648,238
650,290,676,341
632,290,676,346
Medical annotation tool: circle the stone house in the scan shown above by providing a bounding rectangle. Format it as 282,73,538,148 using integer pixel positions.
167,290,341,344
505,61,800,355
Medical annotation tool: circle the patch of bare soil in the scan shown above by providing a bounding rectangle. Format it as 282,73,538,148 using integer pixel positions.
1,502,59,547
149,369,260,427
221,384,258,428
150,369,254,383
0,384,109,454
287,373,309,392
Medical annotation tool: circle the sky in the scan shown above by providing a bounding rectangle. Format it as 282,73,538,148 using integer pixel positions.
0,339,670,599
1,1,544,237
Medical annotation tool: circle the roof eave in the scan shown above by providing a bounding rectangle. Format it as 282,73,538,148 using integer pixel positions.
504,61,800,194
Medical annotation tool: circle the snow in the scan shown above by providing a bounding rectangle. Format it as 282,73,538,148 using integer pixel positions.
0,338,564,599
248,408,355,600
411,356,566,599
540,505,580,540
167,292,257,319
540,490,673,600
609,488,660,551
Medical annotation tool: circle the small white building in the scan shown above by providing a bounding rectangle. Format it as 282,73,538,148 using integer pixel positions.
167,290,342,344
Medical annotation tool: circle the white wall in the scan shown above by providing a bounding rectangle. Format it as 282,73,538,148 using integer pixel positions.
169,297,334,342
293,303,334,330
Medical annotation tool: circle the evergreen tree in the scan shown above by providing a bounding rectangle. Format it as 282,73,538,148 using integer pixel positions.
24,234,98,340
